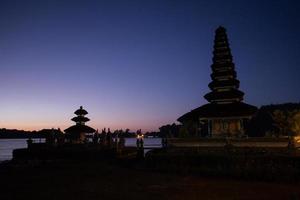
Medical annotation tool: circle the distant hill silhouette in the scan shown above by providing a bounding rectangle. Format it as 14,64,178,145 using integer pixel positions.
0,128,144,139
0,128,61,139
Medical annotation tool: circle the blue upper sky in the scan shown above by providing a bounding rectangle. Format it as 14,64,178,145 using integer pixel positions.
0,0,299,131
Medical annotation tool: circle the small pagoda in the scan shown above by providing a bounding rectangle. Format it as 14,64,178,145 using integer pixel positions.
178,26,257,137
64,106,96,143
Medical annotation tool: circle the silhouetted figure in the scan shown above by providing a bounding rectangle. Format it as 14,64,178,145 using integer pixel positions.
46,129,55,145
119,134,125,149
93,130,99,144
136,137,140,148
56,128,65,145
114,130,119,149
140,137,144,148
136,130,144,159
107,128,113,147
27,137,33,148
101,128,107,146
162,138,168,148
136,129,144,149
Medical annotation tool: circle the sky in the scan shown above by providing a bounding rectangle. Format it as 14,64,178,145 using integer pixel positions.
0,0,299,132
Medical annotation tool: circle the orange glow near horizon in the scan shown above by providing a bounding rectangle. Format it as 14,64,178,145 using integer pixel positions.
1,104,171,132
1,120,163,132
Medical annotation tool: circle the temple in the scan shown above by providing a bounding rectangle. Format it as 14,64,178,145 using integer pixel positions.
178,26,257,137
64,106,96,143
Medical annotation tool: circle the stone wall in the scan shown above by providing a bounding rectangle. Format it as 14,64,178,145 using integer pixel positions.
168,137,300,148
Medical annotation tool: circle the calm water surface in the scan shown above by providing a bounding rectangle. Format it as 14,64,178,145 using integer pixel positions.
0,138,161,162
0,139,44,162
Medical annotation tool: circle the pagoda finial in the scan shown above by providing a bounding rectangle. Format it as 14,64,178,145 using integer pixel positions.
74,106,88,116
216,26,226,31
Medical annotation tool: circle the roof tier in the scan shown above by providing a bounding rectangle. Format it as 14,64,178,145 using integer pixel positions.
74,106,88,116
71,115,90,123
204,89,244,102
208,79,240,90
211,63,235,71
211,70,237,80
178,102,257,122
64,124,95,133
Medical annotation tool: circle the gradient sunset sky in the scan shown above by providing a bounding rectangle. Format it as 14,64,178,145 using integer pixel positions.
0,0,299,132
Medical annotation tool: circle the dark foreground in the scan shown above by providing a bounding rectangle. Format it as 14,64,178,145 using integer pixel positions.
0,160,300,200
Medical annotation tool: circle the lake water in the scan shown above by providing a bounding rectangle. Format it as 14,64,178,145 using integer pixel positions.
0,138,162,162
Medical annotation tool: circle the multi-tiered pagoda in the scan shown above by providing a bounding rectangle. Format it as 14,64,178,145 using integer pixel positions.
178,26,257,137
64,106,95,143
